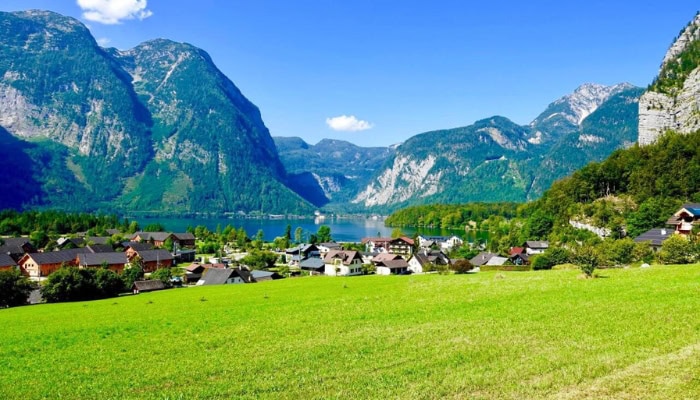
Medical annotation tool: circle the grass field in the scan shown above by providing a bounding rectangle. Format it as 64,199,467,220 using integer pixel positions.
1,266,700,399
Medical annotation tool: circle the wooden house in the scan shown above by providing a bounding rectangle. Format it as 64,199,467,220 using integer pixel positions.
0,253,17,271
132,280,166,293
667,204,700,235
77,252,128,273
323,250,363,276
0,237,35,262
18,249,82,279
129,249,173,272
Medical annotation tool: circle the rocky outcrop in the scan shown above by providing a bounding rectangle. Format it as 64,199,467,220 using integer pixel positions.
639,13,700,145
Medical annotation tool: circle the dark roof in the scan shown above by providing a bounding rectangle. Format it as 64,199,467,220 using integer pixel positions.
633,228,673,246
319,242,342,249
0,253,17,267
361,237,392,245
122,242,154,251
173,232,195,241
133,232,173,242
186,263,225,273
391,237,415,246
379,259,409,269
85,236,110,245
200,267,255,285
0,237,32,247
86,244,115,253
24,248,82,265
679,203,700,216
510,253,530,262
299,257,325,270
106,229,121,236
251,270,282,280
136,249,173,263
285,244,319,254
78,252,128,267
133,280,166,291
410,253,431,267
470,252,498,266
372,253,404,263
485,256,509,266
324,250,362,265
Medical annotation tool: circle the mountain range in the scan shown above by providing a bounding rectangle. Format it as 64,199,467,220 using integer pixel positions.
0,9,687,215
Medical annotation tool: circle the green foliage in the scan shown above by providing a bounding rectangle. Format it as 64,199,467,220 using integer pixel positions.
451,259,474,274
143,223,166,232
122,260,144,289
574,245,600,277
42,266,124,303
0,209,125,237
0,269,33,308
316,225,332,243
240,250,278,270
659,235,694,265
150,268,173,288
385,202,519,229
650,26,700,95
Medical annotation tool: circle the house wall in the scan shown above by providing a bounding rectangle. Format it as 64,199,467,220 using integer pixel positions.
324,263,362,276
376,266,391,276
408,258,423,274
143,259,173,273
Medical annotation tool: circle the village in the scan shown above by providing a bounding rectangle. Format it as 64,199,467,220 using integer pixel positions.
1,202,698,304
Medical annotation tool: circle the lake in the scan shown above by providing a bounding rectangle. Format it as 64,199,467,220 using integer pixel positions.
134,216,489,244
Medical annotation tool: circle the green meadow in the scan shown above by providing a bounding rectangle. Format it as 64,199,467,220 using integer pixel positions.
2,266,700,399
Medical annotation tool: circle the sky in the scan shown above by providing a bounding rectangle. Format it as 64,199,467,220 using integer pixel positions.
0,1,699,147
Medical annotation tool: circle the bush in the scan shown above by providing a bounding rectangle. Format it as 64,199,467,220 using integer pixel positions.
531,254,553,270
0,269,33,308
42,267,125,303
574,245,600,278
451,259,474,274
658,235,694,264
150,268,173,288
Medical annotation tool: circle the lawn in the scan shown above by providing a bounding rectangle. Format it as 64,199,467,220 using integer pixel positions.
1,266,700,399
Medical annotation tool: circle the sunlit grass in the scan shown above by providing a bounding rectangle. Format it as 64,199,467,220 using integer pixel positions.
1,265,700,399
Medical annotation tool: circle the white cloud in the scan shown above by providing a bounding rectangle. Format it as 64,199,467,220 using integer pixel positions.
325,115,373,132
76,0,153,24
96,37,111,46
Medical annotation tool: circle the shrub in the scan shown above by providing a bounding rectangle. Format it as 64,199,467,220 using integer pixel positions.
0,269,33,308
451,259,474,274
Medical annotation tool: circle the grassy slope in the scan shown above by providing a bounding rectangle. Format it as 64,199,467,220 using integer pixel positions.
2,266,700,399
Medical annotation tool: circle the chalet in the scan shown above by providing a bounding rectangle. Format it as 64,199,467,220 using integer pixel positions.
0,237,35,262
323,250,363,276
130,249,174,272
131,232,174,248
172,232,196,248
184,263,225,283
407,249,451,274
389,237,415,256
524,241,549,255
510,253,530,266
197,266,255,285
361,237,392,253
485,256,509,266
376,259,410,275
666,204,700,235
18,248,82,279
285,244,320,265
132,280,166,293
0,253,17,271
56,237,84,249
123,242,155,259
299,257,326,274
77,252,128,273
633,228,673,252
175,249,196,263
418,235,464,251
469,252,499,267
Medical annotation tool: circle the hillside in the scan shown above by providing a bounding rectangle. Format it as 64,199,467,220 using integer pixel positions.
0,10,313,214
3,268,700,399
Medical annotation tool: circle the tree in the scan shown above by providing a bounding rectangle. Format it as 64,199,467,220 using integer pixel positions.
127,221,140,234
150,268,173,288
451,259,474,274
94,268,124,297
163,237,174,252
143,223,166,232
574,245,600,278
122,257,145,288
294,227,303,244
531,253,553,270
658,234,694,264
391,228,405,239
41,267,97,302
0,269,33,308
241,250,278,270
316,225,332,243
285,224,292,241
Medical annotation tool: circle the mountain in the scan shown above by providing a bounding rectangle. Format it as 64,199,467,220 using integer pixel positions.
273,137,394,208
348,83,642,211
0,10,313,214
639,12,700,145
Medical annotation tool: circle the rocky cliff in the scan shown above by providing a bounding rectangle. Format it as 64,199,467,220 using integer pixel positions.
639,12,700,145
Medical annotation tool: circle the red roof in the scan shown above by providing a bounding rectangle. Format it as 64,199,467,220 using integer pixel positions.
509,247,525,256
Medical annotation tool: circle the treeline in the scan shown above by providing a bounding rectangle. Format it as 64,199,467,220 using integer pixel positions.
0,209,133,237
384,202,520,229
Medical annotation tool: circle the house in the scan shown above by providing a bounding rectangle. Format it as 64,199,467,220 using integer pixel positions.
18,249,82,279
172,232,196,248
418,235,464,251
388,237,414,256
77,252,128,273
509,247,525,256
323,250,363,276
524,241,549,255
56,237,85,249
132,280,166,293
129,249,173,272
376,259,410,275
251,270,283,282
317,242,342,254
407,249,451,273
510,253,530,266
197,266,255,285
285,244,320,265
361,237,393,253
633,228,673,252
299,257,326,274
123,242,154,258
184,263,226,283
0,253,17,271
130,232,174,248
469,252,499,267
175,249,196,263
666,204,700,235
0,237,36,262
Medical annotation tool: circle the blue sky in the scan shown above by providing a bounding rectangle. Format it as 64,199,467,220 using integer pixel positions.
1,1,698,146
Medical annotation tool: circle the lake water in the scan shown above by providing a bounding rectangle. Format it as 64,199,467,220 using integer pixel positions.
134,216,489,243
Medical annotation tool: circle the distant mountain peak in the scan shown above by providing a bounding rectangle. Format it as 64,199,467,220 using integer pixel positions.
544,82,635,126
